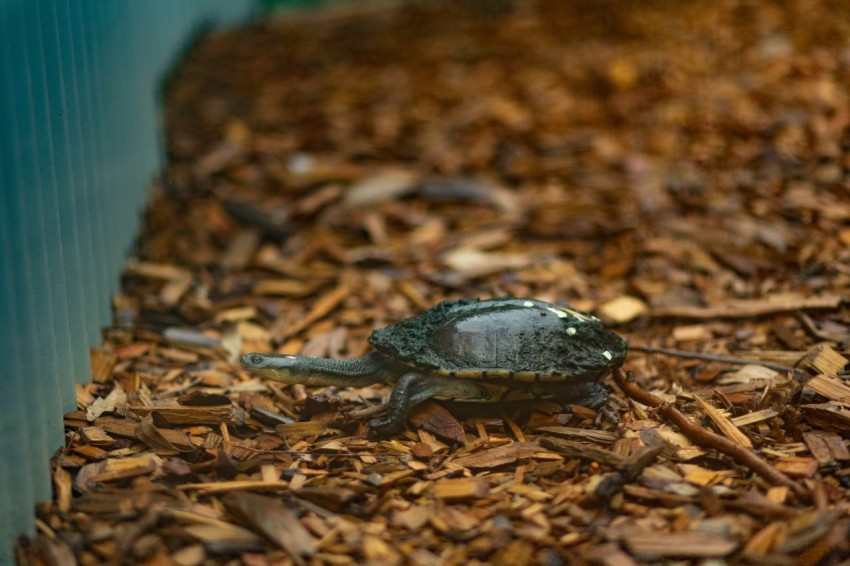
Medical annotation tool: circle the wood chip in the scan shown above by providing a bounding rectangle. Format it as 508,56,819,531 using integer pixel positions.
409,402,465,442
693,396,753,448
804,375,850,403
539,436,624,467
280,283,350,339
160,274,193,307
129,404,247,426
774,457,819,478
252,279,318,298
80,427,115,446
223,492,317,564
451,442,545,469
622,531,738,558
89,347,118,384
183,523,264,554
84,454,162,485
535,427,619,444
802,431,850,466
729,408,779,427
124,259,189,281
804,344,849,379
220,229,261,271
599,295,648,324
177,480,290,495
433,477,489,500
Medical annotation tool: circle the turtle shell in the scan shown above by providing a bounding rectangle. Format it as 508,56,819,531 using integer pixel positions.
368,298,627,382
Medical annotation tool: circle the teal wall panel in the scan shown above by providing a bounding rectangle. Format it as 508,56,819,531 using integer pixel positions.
0,2,256,563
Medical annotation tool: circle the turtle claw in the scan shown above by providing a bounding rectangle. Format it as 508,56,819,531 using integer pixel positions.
368,416,404,437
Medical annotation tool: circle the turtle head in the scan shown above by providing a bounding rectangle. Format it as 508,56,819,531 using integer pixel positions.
241,353,298,380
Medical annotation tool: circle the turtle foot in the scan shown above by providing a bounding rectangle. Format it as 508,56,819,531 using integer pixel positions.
368,415,406,437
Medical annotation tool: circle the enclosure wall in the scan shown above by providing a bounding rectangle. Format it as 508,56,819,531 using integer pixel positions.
0,1,255,562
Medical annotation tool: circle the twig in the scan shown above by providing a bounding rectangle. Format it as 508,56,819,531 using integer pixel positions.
612,368,805,495
795,311,848,345
650,295,843,319
630,345,804,375
229,445,397,459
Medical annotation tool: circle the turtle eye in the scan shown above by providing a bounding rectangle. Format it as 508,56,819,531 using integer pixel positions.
250,354,264,365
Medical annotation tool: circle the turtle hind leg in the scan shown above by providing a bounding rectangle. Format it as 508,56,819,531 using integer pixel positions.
369,372,488,437
531,380,609,408
539,380,616,423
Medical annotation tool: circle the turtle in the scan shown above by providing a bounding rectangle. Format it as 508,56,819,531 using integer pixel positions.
241,297,628,435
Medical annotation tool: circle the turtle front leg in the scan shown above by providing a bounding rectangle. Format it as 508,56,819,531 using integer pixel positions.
369,372,489,436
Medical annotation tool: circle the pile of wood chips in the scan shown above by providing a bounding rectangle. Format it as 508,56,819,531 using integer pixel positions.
21,1,850,564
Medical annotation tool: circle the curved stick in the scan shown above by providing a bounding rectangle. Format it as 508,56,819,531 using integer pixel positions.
612,368,805,495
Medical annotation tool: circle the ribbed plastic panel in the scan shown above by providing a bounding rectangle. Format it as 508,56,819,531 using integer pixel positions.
0,2,254,562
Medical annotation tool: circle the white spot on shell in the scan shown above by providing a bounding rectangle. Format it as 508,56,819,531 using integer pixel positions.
284,355,296,360
566,327,577,336
523,300,535,307
547,307,568,318
602,351,613,361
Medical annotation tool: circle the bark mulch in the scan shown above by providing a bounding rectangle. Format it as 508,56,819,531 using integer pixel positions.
20,1,850,564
